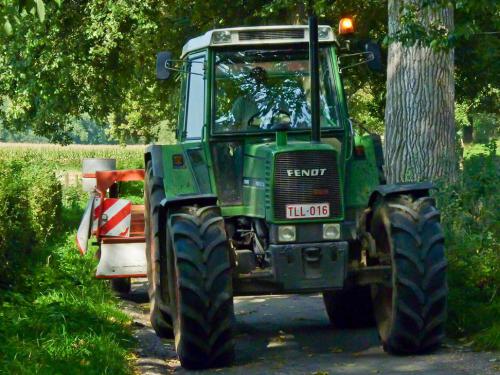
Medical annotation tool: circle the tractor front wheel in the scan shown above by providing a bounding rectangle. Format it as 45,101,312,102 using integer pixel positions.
370,194,447,354
168,205,235,369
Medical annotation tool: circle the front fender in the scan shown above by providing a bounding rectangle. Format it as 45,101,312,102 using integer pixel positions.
160,194,218,211
145,145,165,178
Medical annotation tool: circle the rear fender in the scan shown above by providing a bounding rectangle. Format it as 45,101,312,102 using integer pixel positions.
367,182,435,207
359,182,435,235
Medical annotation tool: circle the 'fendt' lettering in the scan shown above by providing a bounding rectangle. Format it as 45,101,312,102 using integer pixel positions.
286,168,327,177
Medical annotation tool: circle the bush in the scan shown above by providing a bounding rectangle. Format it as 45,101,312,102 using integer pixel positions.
0,160,34,287
0,197,134,374
0,149,135,374
473,113,499,144
0,156,62,289
25,166,63,246
437,140,500,349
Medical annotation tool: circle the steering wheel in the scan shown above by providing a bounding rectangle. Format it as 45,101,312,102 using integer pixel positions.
247,112,263,128
270,110,291,130
247,109,292,130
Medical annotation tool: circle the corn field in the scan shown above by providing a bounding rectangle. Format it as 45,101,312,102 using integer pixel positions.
0,143,145,172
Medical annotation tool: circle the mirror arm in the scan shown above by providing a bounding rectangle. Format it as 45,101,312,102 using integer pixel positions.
338,52,374,73
162,59,204,64
162,66,204,77
164,60,205,76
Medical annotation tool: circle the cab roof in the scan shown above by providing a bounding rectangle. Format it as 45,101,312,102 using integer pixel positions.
181,25,337,58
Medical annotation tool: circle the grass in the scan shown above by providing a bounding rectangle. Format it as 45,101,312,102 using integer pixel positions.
0,191,136,375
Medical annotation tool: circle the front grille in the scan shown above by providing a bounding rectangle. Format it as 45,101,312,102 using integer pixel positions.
273,151,342,220
239,29,305,41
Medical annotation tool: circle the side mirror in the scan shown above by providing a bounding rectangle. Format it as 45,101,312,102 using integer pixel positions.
364,41,383,72
156,51,172,80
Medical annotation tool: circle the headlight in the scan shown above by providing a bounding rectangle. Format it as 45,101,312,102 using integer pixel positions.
323,223,340,240
278,225,296,242
211,31,232,44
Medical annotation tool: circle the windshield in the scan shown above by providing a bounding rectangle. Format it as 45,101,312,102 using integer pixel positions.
213,48,340,134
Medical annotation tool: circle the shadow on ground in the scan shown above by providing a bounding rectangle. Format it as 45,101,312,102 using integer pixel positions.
123,281,497,375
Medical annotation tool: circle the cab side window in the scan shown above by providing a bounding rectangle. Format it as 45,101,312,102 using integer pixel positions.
185,56,205,139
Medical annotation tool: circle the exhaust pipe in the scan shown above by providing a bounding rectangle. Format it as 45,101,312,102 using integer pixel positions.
309,15,321,143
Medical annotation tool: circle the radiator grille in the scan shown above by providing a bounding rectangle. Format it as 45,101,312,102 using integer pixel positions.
239,29,305,41
273,151,341,220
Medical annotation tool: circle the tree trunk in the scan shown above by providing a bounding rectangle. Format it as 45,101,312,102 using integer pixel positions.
385,0,457,183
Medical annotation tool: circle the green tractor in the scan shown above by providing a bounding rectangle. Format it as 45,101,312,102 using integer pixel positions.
145,17,447,369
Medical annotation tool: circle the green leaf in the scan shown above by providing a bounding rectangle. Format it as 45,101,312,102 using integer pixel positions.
35,0,45,23
3,18,12,35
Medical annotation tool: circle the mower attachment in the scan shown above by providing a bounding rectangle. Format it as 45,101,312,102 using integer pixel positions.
76,169,147,279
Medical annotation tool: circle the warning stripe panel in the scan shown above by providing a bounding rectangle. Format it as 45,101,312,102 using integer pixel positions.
93,198,131,238
100,202,131,236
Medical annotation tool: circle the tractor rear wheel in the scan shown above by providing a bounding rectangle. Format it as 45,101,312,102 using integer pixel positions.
145,161,173,338
168,205,235,369
323,286,375,328
370,194,447,354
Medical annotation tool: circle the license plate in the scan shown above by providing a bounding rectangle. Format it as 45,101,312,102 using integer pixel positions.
286,203,330,219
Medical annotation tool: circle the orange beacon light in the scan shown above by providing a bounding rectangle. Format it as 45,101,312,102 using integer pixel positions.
339,17,355,35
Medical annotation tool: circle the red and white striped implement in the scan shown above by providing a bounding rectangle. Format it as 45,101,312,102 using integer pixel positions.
93,198,132,237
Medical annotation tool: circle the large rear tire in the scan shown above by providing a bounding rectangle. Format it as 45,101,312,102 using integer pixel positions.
323,286,375,328
145,161,173,338
168,205,235,369
370,194,447,354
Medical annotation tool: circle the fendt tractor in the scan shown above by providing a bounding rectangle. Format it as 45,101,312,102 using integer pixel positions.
77,16,447,370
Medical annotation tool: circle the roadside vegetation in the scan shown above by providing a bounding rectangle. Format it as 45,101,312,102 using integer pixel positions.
439,139,500,350
0,149,140,374
0,139,497,375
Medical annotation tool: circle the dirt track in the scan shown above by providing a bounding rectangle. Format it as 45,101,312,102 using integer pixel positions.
121,281,499,375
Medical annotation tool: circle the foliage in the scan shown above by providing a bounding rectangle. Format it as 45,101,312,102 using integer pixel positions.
1,0,496,144
1,117,120,145
455,1,500,110
348,84,385,135
0,155,62,288
0,159,34,287
0,148,136,372
437,140,500,349
0,122,49,143
0,0,388,142
472,114,499,144
26,163,62,244
68,117,116,145
0,193,135,374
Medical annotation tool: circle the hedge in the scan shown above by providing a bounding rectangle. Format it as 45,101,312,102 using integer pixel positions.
0,156,62,289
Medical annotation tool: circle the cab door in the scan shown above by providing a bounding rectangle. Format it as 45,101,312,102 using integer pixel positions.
180,53,211,194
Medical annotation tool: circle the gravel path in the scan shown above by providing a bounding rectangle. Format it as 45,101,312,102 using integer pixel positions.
120,281,499,375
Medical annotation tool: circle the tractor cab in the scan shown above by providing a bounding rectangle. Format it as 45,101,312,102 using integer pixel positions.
157,25,350,220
